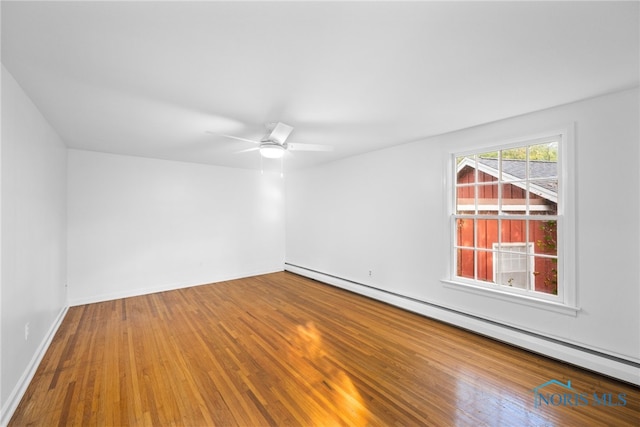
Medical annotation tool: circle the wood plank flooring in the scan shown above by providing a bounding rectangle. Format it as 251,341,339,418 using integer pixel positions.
9,272,639,426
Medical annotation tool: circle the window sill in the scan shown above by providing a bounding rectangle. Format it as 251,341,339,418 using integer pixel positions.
441,279,580,316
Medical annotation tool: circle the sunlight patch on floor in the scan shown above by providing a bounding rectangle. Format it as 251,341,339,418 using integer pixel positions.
288,321,370,426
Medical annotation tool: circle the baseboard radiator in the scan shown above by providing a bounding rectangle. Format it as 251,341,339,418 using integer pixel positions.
284,263,640,386
1,306,69,427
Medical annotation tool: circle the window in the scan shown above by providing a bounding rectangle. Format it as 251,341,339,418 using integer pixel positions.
449,131,574,308
492,243,534,289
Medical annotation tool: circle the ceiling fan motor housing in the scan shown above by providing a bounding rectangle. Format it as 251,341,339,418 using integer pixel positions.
263,122,293,144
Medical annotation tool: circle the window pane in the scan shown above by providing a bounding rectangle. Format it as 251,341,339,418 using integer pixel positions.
531,220,557,256
500,157,526,182
456,249,475,279
478,151,498,160
456,185,475,213
456,218,474,248
528,142,558,171
499,219,527,247
529,180,558,215
477,249,494,283
476,219,498,249
501,147,527,161
476,155,499,184
500,182,527,214
477,183,498,213
532,256,558,295
456,156,476,184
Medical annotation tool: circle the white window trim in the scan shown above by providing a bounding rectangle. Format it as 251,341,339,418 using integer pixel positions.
441,279,579,316
442,125,578,315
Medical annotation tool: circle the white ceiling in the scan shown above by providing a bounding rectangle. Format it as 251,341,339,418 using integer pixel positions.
2,1,638,171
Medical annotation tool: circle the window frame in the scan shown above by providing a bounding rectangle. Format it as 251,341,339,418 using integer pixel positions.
443,127,578,315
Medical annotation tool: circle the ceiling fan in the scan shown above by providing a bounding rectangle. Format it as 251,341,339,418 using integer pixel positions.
220,122,333,159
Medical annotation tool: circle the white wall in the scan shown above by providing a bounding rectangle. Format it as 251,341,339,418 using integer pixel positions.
286,88,639,379
1,66,68,420
67,150,285,304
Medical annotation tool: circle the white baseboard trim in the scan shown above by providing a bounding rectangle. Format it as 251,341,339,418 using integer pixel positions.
68,267,284,306
1,305,69,427
285,263,640,386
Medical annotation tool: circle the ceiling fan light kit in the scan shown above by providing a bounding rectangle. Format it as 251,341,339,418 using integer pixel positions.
259,142,286,159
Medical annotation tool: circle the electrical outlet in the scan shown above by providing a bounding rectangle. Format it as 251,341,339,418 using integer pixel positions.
368,270,372,277
25,322,30,341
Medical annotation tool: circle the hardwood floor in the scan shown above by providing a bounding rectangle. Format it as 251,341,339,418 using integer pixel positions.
10,272,639,426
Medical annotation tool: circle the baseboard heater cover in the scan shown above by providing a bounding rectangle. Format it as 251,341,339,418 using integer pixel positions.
284,263,640,386
1,306,69,427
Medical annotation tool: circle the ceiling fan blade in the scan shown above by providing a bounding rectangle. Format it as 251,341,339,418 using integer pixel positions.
204,130,260,145
237,147,259,154
287,143,334,152
221,134,261,144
